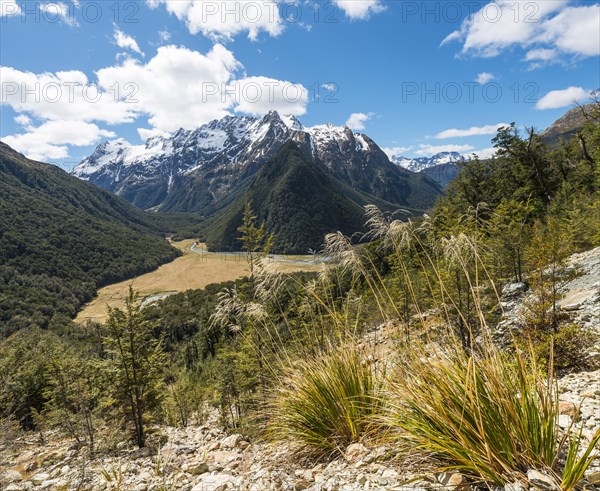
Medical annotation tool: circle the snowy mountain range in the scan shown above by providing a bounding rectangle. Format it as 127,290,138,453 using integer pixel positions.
390,152,466,173
73,111,441,213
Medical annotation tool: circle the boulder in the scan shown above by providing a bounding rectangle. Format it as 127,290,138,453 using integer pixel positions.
191,473,235,491
502,282,527,298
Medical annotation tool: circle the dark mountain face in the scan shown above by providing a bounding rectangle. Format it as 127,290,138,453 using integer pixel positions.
74,111,442,214
0,142,179,337
203,141,400,254
420,163,461,188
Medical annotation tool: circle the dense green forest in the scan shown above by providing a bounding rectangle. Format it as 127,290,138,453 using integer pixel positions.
204,141,420,254
0,103,599,488
0,142,182,337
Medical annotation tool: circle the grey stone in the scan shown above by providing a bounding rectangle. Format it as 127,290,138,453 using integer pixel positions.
527,469,559,491
30,473,50,486
1,470,23,485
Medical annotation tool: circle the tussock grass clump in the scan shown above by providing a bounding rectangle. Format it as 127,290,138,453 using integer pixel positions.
268,344,385,458
385,340,600,489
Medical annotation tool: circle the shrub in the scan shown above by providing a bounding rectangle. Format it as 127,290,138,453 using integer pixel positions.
384,339,600,489
268,344,385,457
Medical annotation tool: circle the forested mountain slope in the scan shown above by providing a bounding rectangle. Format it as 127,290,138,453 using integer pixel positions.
0,142,180,337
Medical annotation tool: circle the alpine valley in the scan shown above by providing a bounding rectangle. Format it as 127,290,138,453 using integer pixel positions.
73,111,443,252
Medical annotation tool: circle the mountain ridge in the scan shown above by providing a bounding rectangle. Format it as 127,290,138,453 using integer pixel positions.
73,111,442,214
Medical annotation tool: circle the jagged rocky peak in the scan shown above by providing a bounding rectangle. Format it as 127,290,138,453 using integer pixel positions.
71,110,442,213
73,111,367,180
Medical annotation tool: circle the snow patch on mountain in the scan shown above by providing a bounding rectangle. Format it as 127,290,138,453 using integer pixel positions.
73,112,372,182
390,152,465,172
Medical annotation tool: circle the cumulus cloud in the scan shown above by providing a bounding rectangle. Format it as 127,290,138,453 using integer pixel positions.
536,86,591,110
3,121,115,161
415,144,475,157
147,0,283,41
333,0,385,20
0,0,20,17
231,76,308,116
442,1,599,63
346,112,373,131
1,67,139,124
94,44,241,132
476,72,494,84
114,26,144,56
435,123,509,139
1,44,309,160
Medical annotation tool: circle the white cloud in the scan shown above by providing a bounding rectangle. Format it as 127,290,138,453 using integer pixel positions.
334,0,385,20
435,123,509,139
476,72,494,84
442,1,599,62
382,146,412,158
540,5,600,56
0,0,20,17
147,0,283,41
231,76,308,117
536,86,591,110
472,147,497,159
1,67,139,124
322,83,337,92
94,44,243,132
158,30,171,42
14,114,31,126
1,44,309,159
114,26,144,56
524,48,557,62
415,144,475,157
346,112,373,131
3,121,115,161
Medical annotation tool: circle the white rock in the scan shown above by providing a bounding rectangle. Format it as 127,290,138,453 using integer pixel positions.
191,473,235,491
30,473,50,486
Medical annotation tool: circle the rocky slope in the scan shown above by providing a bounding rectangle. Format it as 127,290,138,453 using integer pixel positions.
541,104,595,148
74,112,441,214
497,246,600,345
2,248,599,491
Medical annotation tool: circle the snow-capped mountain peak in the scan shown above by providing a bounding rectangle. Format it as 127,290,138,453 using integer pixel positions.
72,111,428,211
390,151,465,172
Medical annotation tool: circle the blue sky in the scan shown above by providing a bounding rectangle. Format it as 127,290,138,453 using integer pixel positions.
1,0,599,169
